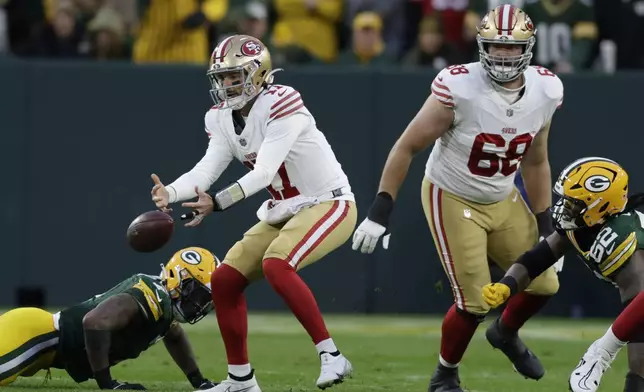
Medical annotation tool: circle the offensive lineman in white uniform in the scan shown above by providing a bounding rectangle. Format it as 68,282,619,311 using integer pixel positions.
352,5,564,392
150,35,356,392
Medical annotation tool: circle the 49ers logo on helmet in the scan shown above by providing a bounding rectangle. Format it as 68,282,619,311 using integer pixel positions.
241,40,263,56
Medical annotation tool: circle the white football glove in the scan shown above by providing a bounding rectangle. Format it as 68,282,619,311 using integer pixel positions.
352,218,390,254
540,236,565,273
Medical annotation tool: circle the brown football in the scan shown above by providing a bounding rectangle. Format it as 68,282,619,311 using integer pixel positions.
126,210,174,253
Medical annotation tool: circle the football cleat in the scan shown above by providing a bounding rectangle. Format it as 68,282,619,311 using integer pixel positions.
429,364,464,392
198,374,262,392
569,342,614,392
486,318,545,380
316,352,352,389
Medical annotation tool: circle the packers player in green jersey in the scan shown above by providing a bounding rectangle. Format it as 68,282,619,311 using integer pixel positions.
523,0,598,72
482,157,644,392
0,246,219,390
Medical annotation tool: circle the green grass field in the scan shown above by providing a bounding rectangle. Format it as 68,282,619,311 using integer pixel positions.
2,313,627,392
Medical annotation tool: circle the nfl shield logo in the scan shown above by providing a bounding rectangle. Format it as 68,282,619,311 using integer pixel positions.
506,108,514,117
239,138,247,147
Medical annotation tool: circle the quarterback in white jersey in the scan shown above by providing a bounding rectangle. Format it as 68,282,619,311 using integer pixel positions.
150,35,356,392
352,5,563,392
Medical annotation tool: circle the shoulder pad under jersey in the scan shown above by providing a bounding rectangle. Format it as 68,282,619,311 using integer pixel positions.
204,104,227,138
529,66,564,110
256,84,310,124
431,63,482,109
587,213,640,278
128,274,170,322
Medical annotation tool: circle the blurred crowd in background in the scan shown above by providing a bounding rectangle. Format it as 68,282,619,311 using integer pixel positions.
1,0,643,72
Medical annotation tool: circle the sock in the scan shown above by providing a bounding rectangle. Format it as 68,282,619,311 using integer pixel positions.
262,257,330,344
501,292,551,331
211,264,249,365
316,338,339,355
613,292,644,342
595,325,626,358
228,364,252,379
439,304,481,366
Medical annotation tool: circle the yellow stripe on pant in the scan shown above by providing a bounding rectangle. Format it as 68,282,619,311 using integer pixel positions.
0,308,59,385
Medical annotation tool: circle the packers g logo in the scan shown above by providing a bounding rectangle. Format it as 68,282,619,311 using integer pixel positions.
584,175,611,193
181,250,201,265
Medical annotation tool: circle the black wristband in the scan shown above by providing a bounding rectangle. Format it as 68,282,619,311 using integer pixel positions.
187,370,205,388
94,367,114,389
499,275,519,297
535,210,554,237
367,192,394,227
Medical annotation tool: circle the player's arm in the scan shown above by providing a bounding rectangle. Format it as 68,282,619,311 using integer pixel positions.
378,95,453,199
207,113,309,211
82,293,143,389
163,323,216,389
166,125,234,203
521,120,554,237
485,232,570,306
370,93,453,221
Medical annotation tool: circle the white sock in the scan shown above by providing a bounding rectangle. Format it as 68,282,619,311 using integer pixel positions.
595,325,627,357
439,355,459,368
228,363,252,378
316,338,338,355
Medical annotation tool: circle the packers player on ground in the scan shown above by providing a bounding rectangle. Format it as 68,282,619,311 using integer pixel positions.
482,157,644,392
0,247,219,390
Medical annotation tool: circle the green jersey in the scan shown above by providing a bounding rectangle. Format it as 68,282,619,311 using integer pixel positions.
564,210,644,283
57,274,174,383
523,0,596,69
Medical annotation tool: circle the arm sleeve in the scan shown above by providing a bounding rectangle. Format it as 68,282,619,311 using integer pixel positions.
236,113,309,198
166,128,234,203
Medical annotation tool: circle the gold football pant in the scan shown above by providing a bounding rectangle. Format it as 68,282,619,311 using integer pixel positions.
421,178,560,315
0,308,59,385
223,200,357,279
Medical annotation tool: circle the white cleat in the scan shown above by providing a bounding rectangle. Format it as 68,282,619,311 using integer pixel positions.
316,352,353,389
569,342,614,392
198,374,262,392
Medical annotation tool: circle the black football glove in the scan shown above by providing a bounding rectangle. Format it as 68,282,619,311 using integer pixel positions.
187,370,218,390
535,210,554,239
111,381,147,390
196,379,218,389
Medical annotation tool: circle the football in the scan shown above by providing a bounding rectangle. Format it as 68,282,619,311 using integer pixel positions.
126,210,174,253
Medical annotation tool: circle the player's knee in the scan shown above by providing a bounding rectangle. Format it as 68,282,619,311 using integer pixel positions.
210,264,248,299
262,257,292,282
529,274,560,296
456,305,487,323
461,302,491,317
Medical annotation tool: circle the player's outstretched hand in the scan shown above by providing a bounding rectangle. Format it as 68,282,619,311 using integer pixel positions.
151,174,171,213
352,218,390,254
181,187,214,228
481,283,511,308
110,380,147,390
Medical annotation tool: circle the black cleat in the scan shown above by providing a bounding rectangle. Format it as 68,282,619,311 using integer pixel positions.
486,318,545,380
428,364,464,392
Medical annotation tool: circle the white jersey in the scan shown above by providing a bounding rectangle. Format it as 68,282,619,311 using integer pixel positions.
166,84,353,204
426,63,564,204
